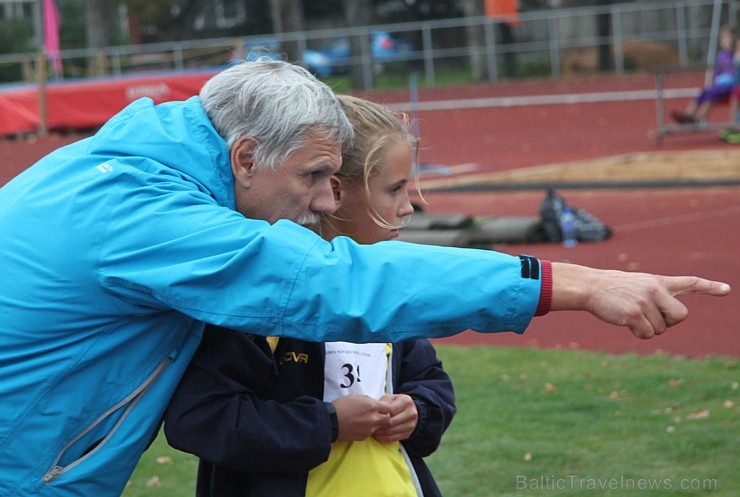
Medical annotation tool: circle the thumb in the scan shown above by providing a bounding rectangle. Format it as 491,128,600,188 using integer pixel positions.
375,398,392,415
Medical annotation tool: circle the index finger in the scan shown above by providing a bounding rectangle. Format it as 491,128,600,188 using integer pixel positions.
665,276,731,297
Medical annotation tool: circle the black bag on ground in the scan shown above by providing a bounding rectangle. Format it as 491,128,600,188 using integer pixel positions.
539,189,612,243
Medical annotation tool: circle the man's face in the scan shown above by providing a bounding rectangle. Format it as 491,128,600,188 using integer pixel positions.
232,132,342,225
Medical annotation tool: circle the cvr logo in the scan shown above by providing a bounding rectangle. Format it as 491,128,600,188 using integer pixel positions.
280,351,310,365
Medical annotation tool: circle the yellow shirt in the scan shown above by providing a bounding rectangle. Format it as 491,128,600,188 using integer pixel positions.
306,342,418,497
306,438,416,497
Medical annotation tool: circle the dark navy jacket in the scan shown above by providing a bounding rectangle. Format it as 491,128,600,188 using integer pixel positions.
164,325,456,496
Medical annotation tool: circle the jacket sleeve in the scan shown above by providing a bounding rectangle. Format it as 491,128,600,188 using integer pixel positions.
393,340,457,458
163,327,333,473
95,166,543,343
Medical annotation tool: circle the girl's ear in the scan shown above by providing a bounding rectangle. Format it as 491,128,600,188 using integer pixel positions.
330,175,343,206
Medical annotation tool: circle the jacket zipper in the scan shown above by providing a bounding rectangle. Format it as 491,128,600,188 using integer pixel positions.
41,356,172,484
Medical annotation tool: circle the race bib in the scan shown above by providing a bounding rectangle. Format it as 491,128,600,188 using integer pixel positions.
323,342,388,402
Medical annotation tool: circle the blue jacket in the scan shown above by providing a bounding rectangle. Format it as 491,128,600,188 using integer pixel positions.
0,96,542,497
164,327,455,497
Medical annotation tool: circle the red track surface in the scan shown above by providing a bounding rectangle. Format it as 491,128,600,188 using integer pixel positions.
426,188,739,358
2,72,738,357
404,73,740,358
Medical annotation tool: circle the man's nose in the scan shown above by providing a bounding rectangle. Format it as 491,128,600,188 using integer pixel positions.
311,180,338,215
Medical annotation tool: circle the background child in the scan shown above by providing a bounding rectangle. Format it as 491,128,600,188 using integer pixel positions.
164,94,456,497
672,26,736,124
719,35,740,143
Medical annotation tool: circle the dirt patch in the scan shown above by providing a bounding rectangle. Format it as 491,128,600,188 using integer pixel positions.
420,149,740,189
560,40,680,77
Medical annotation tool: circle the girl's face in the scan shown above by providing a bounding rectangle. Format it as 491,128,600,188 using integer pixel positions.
720,31,734,51
335,138,415,244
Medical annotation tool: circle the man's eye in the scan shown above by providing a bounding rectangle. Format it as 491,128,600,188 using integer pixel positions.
313,169,335,181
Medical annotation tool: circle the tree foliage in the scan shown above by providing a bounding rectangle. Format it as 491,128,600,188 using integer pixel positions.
0,20,32,82
0,19,32,54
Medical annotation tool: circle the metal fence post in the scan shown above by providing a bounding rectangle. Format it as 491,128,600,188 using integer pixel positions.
174,45,184,71
422,25,435,87
112,48,121,77
36,52,48,137
703,0,723,86
677,3,688,66
484,19,498,83
361,32,373,91
548,15,560,78
611,5,624,75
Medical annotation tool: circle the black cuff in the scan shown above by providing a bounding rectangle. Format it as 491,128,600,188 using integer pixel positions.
325,402,339,442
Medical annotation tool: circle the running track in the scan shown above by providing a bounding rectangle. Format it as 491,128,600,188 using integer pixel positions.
1,71,738,357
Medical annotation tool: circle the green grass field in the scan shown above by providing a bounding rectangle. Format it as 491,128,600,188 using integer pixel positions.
124,345,738,496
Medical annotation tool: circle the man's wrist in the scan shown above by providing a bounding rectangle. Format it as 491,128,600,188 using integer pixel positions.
549,262,592,311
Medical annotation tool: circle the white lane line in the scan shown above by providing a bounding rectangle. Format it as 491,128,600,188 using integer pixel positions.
389,88,697,112
613,204,740,232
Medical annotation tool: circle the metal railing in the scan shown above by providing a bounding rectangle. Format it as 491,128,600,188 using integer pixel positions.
0,0,737,89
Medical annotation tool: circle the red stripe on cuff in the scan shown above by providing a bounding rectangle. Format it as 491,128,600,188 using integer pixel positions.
535,259,552,316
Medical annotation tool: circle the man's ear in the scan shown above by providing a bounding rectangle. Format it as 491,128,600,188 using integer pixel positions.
230,137,259,189
330,176,343,206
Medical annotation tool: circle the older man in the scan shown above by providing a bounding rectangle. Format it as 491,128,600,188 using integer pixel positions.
0,60,729,497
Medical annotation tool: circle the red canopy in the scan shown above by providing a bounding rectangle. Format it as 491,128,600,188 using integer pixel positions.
0,70,218,137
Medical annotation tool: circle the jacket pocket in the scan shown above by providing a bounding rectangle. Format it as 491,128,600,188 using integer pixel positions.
41,355,172,484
